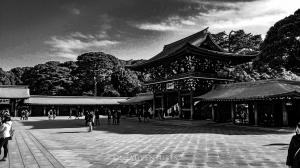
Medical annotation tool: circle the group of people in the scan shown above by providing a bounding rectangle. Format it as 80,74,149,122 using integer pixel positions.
0,112,13,161
84,109,101,132
47,109,57,120
136,107,153,123
107,108,121,125
20,109,30,120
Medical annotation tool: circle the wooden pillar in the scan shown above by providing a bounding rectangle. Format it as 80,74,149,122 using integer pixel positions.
178,91,182,119
161,93,165,119
43,106,46,116
11,99,17,117
254,102,258,126
153,93,156,118
69,107,72,116
135,105,138,115
190,92,194,120
282,101,288,126
211,104,215,121
142,104,145,116
230,102,235,124
57,107,60,116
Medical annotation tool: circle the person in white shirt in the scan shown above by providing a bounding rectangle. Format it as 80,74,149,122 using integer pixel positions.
0,116,12,161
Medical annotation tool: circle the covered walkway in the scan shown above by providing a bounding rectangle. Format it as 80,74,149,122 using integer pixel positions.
194,79,300,126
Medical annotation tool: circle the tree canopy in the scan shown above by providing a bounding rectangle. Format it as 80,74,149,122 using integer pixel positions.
21,61,74,95
256,9,300,73
212,30,262,55
72,52,121,96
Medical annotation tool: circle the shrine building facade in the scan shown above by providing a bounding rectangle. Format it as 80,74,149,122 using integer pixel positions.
129,28,257,120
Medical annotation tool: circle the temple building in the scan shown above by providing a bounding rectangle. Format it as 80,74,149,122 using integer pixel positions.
195,79,300,127
24,95,129,116
129,28,257,120
0,85,30,116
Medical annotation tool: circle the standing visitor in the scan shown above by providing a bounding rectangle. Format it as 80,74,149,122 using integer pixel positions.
53,109,56,120
137,108,142,122
87,112,93,132
25,109,30,120
107,109,111,125
143,107,149,122
20,109,25,120
48,109,52,120
287,122,300,168
0,116,13,161
112,109,117,125
95,109,100,126
116,109,121,125
91,111,95,126
75,109,80,119
68,109,72,119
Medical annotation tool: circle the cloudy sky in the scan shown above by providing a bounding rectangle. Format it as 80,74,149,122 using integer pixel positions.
0,0,299,70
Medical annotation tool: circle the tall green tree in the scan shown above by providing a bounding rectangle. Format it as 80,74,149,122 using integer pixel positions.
212,30,262,54
111,68,142,97
257,9,300,73
73,52,121,96
10,67,31,85
0,68,15,85
22,61,74,95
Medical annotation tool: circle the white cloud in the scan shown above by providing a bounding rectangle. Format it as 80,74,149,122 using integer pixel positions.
137,23,179,31
136,16,197,31
71,8,80,15
136,0,300,36
45,33,119,59
199,0,300,34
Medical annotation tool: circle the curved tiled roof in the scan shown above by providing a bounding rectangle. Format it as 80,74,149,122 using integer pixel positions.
24,95,130,105
129,28,257,69
0,85,30,98
195,79,300,101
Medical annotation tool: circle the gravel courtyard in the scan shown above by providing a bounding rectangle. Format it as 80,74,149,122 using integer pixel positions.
0,116,294,168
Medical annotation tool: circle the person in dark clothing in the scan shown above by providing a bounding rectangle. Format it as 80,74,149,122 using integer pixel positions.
137,108,142,122
95,109,100,126
116,109,121,125
87,112,93,132
287,122,300,168
112,109,117,125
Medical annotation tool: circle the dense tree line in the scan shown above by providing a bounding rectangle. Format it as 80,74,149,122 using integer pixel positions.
211,8,300,82
0,52,143,96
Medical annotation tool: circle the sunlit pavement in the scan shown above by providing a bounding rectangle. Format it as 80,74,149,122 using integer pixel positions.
0,116,294,168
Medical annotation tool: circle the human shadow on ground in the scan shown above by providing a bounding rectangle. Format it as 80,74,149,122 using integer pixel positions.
263,143,289,146
20,117,294,136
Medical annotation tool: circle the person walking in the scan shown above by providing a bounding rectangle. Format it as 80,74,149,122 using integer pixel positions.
0,116,13,161
287,122,300,168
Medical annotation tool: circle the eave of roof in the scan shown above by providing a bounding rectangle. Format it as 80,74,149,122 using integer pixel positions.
119,94,153,105
143,72,233,85
0,85,30,98
24,95,130,105
129,28,258,70
194,79,300,101
130,44,257,70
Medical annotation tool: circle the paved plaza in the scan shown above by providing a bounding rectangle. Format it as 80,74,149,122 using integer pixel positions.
0,116,295,168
